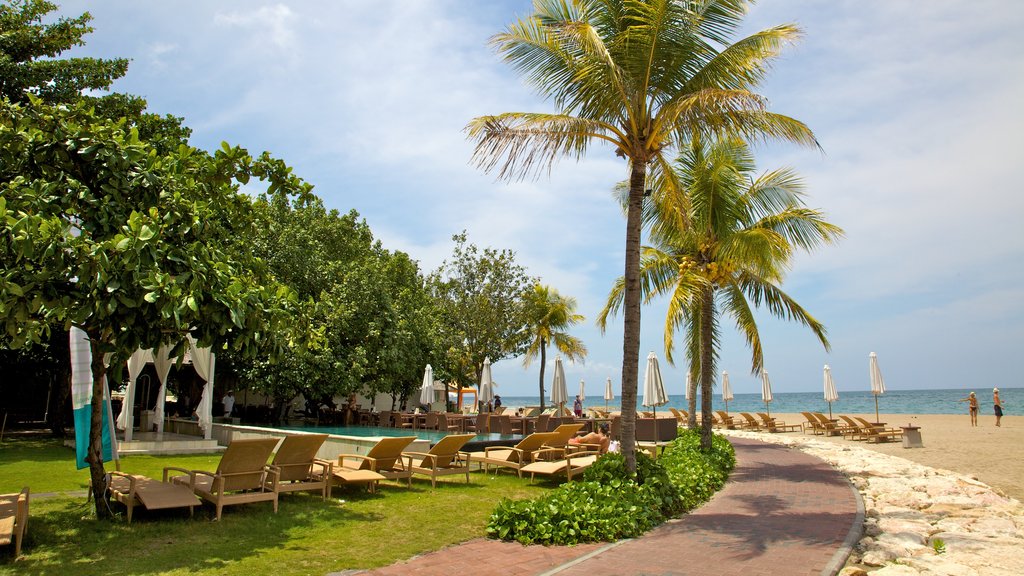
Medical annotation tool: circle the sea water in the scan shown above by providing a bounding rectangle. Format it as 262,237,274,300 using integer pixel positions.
497,388,1016,416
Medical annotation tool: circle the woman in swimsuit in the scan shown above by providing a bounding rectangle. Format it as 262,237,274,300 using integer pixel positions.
958,391,978,427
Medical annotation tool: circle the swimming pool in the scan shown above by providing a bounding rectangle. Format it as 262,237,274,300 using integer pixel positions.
278,424,517,444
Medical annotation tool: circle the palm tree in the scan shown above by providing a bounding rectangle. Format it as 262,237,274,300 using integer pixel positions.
600,136,843,450
466,0,816,469
523,284,588,409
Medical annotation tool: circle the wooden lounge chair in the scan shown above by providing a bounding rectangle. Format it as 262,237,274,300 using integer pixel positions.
267,434,332,500
757,413,801,433
838,415,868,440
801,412,825,434
669,407,688,425
853,417,904,443
167,437,280,521
521,449,601,482
0,487,29,557
466,432,559,477
738,412,762,431
108,471,200,523
544,423,585,455
812,413,849,436
715,411,737,429
336,436,416,487
404,433,475,488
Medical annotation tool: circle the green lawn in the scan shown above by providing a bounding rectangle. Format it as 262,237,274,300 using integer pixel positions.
0,435,550,575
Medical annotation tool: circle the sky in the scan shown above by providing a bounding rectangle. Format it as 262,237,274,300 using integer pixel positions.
57,0,1024,398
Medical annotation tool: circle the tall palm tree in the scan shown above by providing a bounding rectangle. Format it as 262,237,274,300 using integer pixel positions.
523,284,588,409
600,136,843,450
466,0,816,469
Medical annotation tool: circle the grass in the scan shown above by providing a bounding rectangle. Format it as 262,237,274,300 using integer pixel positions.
0,434,549,574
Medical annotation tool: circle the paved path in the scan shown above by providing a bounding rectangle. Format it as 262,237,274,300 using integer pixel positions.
350,437,861,576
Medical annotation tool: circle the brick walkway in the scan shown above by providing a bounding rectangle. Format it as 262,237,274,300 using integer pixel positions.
347,437,861,576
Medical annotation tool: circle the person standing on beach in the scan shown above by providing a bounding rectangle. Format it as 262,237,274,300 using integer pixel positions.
993,388,1004,427
958,391,979,426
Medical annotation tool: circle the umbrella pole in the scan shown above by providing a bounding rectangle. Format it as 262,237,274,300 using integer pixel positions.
766,402,770,419
874,396,880,424
828,401,833,420
725,399,728,415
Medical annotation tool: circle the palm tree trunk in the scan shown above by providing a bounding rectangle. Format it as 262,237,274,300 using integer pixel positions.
620,162,647,472
687,370,698,429
699,286,715,451
538,337,547,410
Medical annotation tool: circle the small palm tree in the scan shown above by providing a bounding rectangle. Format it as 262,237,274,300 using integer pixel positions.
600,136,843,450
523,284,588,409
466,0,816,470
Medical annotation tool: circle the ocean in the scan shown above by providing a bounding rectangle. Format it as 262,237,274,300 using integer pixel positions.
495,388,1015,416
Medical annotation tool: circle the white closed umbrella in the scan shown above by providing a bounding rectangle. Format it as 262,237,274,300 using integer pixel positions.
643,352,669,418
684,371,691,401
419,364,434,407
869,352,885,423
578,378,586,403
479,357,495,412
604,376,614,412
551,357,568,415
721,371,734,414
823,364,839,419
761,368,774,418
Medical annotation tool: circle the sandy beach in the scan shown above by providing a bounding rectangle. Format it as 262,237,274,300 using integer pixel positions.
765,412,1023,501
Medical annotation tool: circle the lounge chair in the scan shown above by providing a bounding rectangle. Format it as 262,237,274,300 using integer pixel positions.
853,417,904,443
801,412,825,434
107,471,200,523
521,450,601,482
466,432,559,477
167,437,280,521
0,487,29,556
838,415,868,440
738,412,762,431
757,413,801,433
336,436,416,487
403,433,475,488
812,413,849,436
715,411,737,429
669,407,688,425
545,423,585,455
266,434,332,500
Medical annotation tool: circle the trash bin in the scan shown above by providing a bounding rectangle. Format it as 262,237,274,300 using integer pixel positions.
140,410,156,432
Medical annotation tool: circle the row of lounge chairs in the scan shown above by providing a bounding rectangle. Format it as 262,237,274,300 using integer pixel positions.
798,413,904,443
102,423,601,523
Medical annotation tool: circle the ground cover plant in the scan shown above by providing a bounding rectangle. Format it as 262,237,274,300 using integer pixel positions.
486,429,736,545
0,435,543,575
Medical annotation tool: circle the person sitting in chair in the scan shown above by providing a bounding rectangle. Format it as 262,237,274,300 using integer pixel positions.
568,423,611,453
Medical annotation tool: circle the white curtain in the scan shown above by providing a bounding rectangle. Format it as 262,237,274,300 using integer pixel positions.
152,346,173,436
116,348,151,440
189,337,215,440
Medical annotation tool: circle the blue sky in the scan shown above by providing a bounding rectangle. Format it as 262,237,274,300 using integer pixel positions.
59,1,1024,398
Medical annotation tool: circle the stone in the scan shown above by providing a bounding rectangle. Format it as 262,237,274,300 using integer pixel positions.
861,548,897,566
838,567,869,576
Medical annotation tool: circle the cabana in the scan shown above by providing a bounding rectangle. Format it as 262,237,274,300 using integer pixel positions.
116,337,216,441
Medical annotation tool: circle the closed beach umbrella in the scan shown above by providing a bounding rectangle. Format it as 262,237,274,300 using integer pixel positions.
579,378,586,403
419,364,434,407
643,352,669,419
604,376,614,412
869,352,886,423
479,357,495,412
721,371,734,414
551,357,568,415
684,371,691,401
823,364,839,419
761,369,774,418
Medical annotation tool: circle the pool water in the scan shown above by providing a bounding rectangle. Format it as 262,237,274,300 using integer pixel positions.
278,424,516,444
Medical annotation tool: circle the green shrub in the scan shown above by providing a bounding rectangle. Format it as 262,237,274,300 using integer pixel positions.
486,429,735,545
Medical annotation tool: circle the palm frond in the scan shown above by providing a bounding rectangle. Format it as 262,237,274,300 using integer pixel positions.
738,272,830,351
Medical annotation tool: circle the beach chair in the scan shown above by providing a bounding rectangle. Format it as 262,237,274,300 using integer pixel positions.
669,407,688,425
801,412,824,434
403,433,475,488
757,413,801,433
520,449,601,483
838,415,868,440
336,436,416,487
167,437,280,521
266,434,332,500
0,487,29,556
738,412,762,431
466,432,559,477
544,423,586,455
812,413,848,436
107,471,201,523
853,417,904,443
715,411,737,430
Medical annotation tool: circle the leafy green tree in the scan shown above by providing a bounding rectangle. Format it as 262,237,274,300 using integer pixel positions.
600,136,842,450
466,0,816,469
0,98,305,516
428,232,535,392
522,284,587,409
